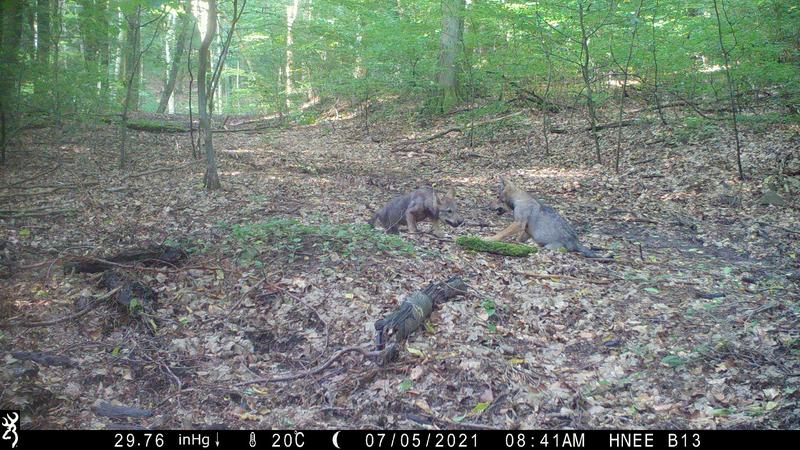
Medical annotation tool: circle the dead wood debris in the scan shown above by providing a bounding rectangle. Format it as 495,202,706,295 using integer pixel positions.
93,402,153,419
374,276,469,358
235,277,469,386
63,245,188,274
10,351,77,368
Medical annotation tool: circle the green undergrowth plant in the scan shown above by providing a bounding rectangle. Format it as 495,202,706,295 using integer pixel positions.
672,116,719,143
228,218,414,267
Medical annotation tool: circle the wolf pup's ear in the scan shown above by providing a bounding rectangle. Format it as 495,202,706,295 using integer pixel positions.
445,187,455,199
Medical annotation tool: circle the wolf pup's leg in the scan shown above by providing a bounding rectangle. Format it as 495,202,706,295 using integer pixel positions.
405,210,419,233
487,221,524,241
431,218,444,237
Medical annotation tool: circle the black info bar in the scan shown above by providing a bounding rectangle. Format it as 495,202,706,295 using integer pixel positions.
7,429,797,450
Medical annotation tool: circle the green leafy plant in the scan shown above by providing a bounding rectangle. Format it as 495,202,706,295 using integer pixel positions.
229,219,414,266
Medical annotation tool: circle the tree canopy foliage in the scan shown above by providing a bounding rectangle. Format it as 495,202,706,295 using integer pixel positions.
1,0,797,115
1,0,798,166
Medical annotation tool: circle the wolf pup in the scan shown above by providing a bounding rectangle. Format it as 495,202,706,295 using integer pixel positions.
369,187,463,236
488,177,603,258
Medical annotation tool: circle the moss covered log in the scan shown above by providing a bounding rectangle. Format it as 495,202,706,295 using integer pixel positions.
126,119,188,133
456,235,537,257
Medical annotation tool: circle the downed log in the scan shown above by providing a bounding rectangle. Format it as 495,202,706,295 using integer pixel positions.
374,276,468,361
93,402,153,419
125,119,188,133
549,119,639,134
394,111,525,149
456,236,537,257
11,351,76,368
64,245,187,274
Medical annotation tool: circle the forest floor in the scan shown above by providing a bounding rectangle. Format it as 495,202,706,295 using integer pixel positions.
1,106,799,429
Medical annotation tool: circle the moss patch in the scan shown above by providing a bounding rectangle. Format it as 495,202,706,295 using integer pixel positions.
456,236,537,257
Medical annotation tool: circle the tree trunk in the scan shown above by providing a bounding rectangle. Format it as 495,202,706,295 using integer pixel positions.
97,0,110,109
122,7,141,111
285,0,300,110
78,0,100,65
157,2,191,114
578,1,602,164
712,0,744,180
198,0,220,190
438,0,464,112
614,0,644,173
651,0,666,125
35,0,51,99
119,5,141,168
1,0,24,165
52,0,63,129
77,0,109,101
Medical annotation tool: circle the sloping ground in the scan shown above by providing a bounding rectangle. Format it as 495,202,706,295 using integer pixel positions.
0,110,798,429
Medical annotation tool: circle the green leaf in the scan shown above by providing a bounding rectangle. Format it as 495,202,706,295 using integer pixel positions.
661,355,687,368
481,299,496,317
398,379,413,393
406,346,424,357
471,402,490,415
765,401,779,411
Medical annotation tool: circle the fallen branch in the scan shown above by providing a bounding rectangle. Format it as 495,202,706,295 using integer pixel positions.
235,345,386,386
779,226,800,235
117,160,203,183
3,164,62,188
516,270,614,285
15,287,121,327
0,161,203,194
549,119,639,134
0,207,77,218
394,111,525,149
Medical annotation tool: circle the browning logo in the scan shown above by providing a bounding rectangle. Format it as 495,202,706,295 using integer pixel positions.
0,411,18,449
